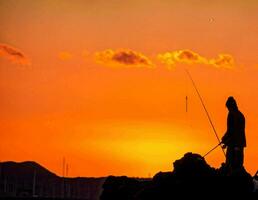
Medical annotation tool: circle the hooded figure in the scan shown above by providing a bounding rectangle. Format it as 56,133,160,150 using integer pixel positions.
221,96,246,171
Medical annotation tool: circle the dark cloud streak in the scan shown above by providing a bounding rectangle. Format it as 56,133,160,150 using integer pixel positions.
95,49,153,68
0,43,30,65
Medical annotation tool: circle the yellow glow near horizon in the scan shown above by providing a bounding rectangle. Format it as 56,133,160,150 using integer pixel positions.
72,121,216,176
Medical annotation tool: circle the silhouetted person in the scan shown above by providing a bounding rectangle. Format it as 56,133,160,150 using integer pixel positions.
221,96,246,172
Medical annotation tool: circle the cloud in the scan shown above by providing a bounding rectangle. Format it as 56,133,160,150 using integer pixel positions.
58,51,73,61
174,50,208,64
95,49,154,68
209,54,234,69
157,50,234,69
0,43,30,65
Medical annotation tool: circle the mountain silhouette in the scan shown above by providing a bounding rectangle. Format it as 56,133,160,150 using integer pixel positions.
0,161,105,199
1,161,57,180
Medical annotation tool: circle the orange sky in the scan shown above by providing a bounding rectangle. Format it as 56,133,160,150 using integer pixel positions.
0,0,258,177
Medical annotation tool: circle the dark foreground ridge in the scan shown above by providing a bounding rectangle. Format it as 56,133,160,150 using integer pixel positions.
101,152,258,199
1,154,258,200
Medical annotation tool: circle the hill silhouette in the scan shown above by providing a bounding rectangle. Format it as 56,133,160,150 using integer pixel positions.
0,161,105,199
1,161,57,180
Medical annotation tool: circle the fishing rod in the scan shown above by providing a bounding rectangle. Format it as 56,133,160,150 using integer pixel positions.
202,142,222,158
185,68,226,157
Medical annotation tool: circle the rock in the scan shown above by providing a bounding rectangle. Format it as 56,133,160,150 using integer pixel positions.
100,152,255,200
173,152,216,177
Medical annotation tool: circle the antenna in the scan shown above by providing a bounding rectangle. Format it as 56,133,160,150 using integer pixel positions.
62,157,66,198
185,69,189,127
66,164,69,177
66,163,69,198
185,95,188,113
32,169,36,197
62,157,66,178
185,68,226,157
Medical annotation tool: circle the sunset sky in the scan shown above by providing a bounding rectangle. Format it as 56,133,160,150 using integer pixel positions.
1,0,258,177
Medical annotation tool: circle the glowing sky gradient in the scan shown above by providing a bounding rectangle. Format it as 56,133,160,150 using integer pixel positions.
1,0,258,177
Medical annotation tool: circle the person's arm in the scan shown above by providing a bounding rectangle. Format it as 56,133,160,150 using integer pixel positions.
221,113,233,146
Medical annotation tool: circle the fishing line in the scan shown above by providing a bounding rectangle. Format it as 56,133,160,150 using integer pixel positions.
185,68,226,157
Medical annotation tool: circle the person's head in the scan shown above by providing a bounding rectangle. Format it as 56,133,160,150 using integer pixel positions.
226,96,238,111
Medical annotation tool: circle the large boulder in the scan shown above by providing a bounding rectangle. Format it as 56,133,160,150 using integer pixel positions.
173,152,216,177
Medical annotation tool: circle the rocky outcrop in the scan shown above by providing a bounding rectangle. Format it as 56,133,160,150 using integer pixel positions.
100,152,255,199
